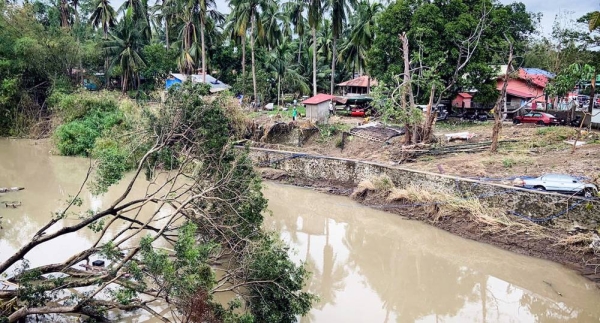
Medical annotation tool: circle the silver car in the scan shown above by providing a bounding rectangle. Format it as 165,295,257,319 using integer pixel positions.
513,174,598,197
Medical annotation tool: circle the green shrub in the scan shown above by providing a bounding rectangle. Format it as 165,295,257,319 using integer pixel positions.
92,143,130,194
54,121,100,156
54,109,124,156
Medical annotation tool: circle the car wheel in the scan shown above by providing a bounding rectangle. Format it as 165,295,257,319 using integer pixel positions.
534,186,546,191
583,188,596,198
536,120,545,126
513,119,520,124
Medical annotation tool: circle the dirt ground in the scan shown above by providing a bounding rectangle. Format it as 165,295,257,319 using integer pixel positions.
253,115,600,185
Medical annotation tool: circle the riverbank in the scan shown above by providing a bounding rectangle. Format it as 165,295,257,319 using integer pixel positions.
253,149,600,285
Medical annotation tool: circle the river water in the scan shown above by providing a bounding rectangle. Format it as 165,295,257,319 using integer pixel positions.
1,138,600,322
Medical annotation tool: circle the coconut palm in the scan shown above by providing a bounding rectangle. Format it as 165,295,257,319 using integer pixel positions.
185,0,223,82
229,0,272,108
328,0,355,94
154,0,179,49
104,12,147,92
90,0,117,85
340,0,382,75
176,10,200,74
223,10,245,79
283,0,307,63
259,4,285,50
119,0,152,42
228,0,251,78
308,0,325,95
90,0,117,38
266,40,310,106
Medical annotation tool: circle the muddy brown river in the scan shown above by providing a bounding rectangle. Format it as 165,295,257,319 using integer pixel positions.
2,138,600,322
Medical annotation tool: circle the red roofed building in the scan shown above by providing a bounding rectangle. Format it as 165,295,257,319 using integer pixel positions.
302,94,336,124
452,92,473,108
337,75,378,95
452,66,552,111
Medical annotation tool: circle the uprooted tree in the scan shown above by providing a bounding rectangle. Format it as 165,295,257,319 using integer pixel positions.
0,83,315,323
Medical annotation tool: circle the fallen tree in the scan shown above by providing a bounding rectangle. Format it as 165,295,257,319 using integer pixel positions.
0,83,315,323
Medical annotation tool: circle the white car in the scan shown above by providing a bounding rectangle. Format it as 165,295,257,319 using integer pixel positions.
513,174,597,197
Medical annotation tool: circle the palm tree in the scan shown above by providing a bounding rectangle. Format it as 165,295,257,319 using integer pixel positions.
186,0,223,82
230,0,272,108
340,0,382,76
177,10,199,74
259,4,285,50
328,0,355,95
228,0,251,79
119,0,152,42
154,0,179,49
90,0,117,85
284,0,307,64
308,0,325,95
104,12,147,93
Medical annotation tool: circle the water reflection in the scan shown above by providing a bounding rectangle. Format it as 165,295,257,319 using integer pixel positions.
263,182,600,323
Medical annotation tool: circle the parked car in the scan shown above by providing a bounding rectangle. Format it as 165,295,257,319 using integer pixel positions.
512,112,560,126
456,110,489,122
415,105,449,121
513,174,597,197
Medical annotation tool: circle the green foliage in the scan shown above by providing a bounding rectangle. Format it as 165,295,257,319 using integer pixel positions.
52,92,130,157
368,0,536,100
246,234,316,323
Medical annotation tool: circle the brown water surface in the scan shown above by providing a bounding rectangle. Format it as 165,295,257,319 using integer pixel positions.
2,139,600,322
262,183,600,323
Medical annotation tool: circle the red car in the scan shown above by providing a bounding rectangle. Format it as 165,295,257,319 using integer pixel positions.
513,112,560,126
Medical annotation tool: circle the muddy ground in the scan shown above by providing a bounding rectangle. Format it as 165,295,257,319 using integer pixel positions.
252,115,600,186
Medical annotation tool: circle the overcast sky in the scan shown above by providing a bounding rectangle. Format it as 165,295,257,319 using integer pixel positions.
499,0,598,36
112,0,597,37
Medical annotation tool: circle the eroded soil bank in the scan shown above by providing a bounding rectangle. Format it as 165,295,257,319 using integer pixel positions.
259,167,600,285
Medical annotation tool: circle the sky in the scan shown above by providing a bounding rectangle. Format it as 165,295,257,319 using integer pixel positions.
499,0,598,37
110,0,598,37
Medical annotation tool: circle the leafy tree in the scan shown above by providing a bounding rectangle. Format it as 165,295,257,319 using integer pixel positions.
0,84,316,322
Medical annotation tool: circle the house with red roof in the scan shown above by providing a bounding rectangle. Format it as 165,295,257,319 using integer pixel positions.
302,94,336,124
452,92,473,108
337,75,378,95
452,66,553,111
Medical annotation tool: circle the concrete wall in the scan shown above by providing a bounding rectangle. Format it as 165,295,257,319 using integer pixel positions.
246,147,600,229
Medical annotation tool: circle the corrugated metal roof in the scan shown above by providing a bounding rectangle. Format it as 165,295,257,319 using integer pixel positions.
522,68,555,79
302,94,336,105
337,75,378,87
457,92,473,98
169,73,231,93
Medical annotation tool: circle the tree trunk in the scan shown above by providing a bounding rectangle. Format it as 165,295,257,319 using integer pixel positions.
165,17,170,49
491,42,513,153
399,33,415,145
297,37,302,64
103,29,109,88
588,72,596,113
312,26,317,96
251,16,258,111
241,33,246,77
200,17,206,83
277,75,281,108
330,37,336,95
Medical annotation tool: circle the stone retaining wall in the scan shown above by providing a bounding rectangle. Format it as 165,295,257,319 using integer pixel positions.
245,147,600,229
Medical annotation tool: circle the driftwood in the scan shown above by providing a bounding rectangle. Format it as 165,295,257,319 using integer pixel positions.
0,187,24,193
1,202,21,208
